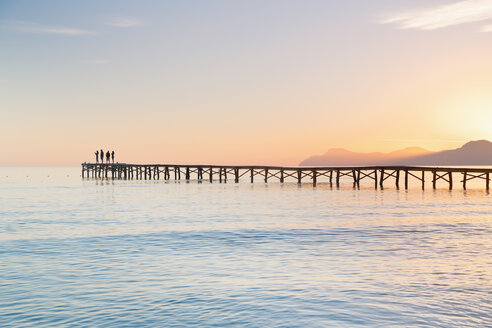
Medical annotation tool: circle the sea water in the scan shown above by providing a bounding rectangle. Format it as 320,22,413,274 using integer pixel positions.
0,167,491,327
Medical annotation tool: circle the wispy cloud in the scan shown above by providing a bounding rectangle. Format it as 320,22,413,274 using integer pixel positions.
0,20,94,35
105,16,142,28
380,0,492,31
482,23,492,31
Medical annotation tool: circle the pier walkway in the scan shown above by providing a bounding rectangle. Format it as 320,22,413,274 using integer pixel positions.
81,163,492,190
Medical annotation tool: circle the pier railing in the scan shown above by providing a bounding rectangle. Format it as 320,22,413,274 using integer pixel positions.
81,163,492,190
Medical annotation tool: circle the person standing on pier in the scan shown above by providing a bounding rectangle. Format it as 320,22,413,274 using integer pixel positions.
95,150,99,163
106,150,110,163
100,149,104,163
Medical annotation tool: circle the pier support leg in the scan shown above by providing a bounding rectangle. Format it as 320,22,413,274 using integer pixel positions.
422,171,425,190
395,170,400,189
336,170,340,187
186,167,190,181
235,168,239,183
487,173,490,191
404,170,408,190
313,170,317,187
297,169,302,184
448,172,453,190
209,167,213,183
463,172,467,190
432,170,437,189
379,169,384,189
280,169,284,183
264,169,268,183
250,169,254,183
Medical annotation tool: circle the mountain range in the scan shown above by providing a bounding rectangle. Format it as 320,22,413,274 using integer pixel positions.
300,140,492,166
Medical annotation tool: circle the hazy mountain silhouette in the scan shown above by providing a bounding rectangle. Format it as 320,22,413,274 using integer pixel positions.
300,140,492,166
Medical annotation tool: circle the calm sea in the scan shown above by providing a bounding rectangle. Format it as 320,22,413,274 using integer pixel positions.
1,167,491,327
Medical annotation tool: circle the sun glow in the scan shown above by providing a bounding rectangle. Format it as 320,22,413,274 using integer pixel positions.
437,89,492,140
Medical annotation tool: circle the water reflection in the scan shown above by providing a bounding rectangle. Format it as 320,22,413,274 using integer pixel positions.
0,167,490,327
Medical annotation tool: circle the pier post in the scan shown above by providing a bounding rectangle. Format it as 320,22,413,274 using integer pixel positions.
379,169,384,189
250,169,254,183
422,171,425,190
352,170,357,188
486,173,490,191
209,167,213,183
312,169,317,187
235,168,239,183
297,169,302,184
432,170,437,189
463,172,467,190
448,172,453,190
336,170,340,187
264,168,269,183
329,170,333,186
404,170,408,190
395,170,400,189
280,169,284,183
186,167,190,181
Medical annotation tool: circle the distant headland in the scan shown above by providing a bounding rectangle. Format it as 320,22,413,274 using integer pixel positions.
300,140,492,166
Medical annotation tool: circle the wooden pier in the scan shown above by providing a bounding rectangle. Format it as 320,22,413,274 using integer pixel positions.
81,163,492,190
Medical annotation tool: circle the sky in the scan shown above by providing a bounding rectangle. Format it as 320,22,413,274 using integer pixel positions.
1,0,492,166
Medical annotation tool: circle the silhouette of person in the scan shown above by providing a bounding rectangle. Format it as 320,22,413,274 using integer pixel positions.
100,149,104,163
111,151,115,163
106,151,110,163
95,150,99,163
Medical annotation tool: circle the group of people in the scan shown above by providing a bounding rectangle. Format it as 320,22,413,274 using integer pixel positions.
95,149,115,163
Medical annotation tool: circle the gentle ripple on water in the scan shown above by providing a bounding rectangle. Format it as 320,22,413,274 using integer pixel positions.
0,167,491,327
